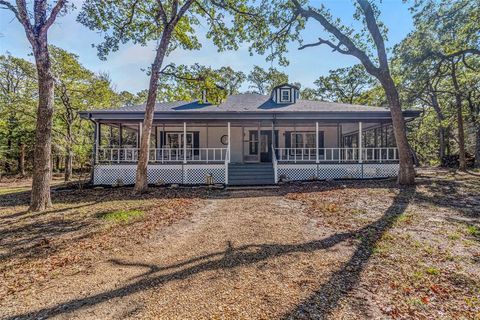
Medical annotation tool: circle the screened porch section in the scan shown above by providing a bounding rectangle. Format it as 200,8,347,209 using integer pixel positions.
92,120,399,165
94,122,230,164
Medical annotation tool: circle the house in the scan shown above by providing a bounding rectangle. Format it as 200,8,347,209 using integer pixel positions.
79,84,420,186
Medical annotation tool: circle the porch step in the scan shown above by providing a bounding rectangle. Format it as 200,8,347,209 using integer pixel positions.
228,163,275,185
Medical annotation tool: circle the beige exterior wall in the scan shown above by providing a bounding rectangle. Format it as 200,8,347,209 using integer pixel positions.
206,125,341,163
154,123,381,163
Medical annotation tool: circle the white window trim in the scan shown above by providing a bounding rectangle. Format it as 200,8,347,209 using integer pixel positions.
280,88,291,102
164,132,193,149
291,132,316,149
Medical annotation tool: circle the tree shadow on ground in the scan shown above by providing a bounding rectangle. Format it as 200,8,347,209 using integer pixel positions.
413,174,480,219
5,186,414,320
0,178,400,209
0,219,95,262
0,201,152,265
281,187,414,319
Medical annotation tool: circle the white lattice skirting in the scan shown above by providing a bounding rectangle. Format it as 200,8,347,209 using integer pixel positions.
277,163,399,182
93,164,226,185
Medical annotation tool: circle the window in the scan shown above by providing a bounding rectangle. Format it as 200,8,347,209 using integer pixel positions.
280,89,290,102
165,132,193,149
291,132,316,149
249,131,258,154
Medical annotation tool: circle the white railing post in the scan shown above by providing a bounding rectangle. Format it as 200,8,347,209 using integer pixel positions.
227,122,231,163
316,122,319,164
358,122,363,163
183,122,187,164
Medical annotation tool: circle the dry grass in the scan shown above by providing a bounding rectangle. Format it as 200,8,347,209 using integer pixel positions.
0,168,479,319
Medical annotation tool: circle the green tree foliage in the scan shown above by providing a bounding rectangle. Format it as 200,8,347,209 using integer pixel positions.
394,0,480,168
78,0,261,192
305,64,376,104
156,64,245,103
117,91,144,107
0,49,128,178
49,47,119,180
0,0,71,211
247,66,288,95
0,54,37,176
250,0,417,183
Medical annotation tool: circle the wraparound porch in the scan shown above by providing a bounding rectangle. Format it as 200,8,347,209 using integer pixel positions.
90,120,400,185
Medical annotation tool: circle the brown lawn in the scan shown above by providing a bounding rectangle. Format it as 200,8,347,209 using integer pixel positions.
0,168,479,319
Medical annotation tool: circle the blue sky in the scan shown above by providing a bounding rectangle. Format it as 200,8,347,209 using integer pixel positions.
0,0,413,93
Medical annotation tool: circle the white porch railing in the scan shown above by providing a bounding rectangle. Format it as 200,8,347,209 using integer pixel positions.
96,147,228,163
275,147,398,163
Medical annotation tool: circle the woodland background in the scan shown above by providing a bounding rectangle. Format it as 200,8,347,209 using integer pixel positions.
0,0,479,183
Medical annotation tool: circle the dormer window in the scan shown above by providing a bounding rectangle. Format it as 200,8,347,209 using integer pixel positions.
271,83,300,104
280,89,290,102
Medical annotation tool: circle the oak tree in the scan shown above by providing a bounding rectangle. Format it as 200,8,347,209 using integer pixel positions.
252,0,416,184
0,0,69,210
79,0,258,193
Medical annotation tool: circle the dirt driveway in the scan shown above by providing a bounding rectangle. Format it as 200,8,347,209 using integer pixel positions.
1,170,479,319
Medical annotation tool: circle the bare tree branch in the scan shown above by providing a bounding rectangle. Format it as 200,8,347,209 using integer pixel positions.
156,0,168,25
291,0,380,76
298,37,350,54
117,0,140,37
195,0,222,28
172,0,195,26
40,0,66,35
0,0,35,43
34,0,47,32
356,0,388,70
158,64,205,82
210,0,258,17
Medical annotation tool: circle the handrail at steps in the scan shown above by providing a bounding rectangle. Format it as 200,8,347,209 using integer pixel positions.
224,146,229,184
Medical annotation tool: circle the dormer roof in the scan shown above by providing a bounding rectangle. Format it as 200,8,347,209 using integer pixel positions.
271,83,300,104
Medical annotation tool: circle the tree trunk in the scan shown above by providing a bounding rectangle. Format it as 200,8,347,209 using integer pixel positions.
438,127,446,165
445,127,451,157
18,143,26,177
134,29,173,193
456,97,467,171
5,134,12,173
381,76,415,185
475,123,480,169
429,91,447,166
64,123,73,181
450,61,466,171
29,39,54,212
64,147,73,182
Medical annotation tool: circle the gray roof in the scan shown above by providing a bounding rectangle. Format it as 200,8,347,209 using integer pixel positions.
80,93,421,122
105,93,389,113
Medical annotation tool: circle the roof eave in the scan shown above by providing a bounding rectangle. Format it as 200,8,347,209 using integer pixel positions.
79,109,421,122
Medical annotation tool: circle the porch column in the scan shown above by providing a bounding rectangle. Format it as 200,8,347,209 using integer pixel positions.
358,121,363,163
138,122,142,148
271,121,275,149
94,121,100,164
316,121,319,163
227,122,231,163
119,124,123,147
109,126,114,146
183,122,187,164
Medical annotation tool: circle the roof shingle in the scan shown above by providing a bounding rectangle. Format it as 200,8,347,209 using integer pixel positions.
103,93,389,113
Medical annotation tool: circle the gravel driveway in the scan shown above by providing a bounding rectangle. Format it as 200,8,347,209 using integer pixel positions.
2,171,479,319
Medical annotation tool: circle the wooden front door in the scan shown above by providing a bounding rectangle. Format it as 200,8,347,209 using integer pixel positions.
259,130,278,162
